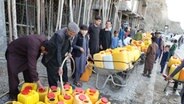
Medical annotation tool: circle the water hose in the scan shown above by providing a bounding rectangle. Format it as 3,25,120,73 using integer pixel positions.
59,54,75,95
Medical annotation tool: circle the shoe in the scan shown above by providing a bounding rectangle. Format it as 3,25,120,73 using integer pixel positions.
173,91,180,96
142,73,147,77
73,81,82,87
147,75,151,78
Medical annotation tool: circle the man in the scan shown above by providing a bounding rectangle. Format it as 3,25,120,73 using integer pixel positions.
118,23,125,46
88,16,101,56
133,30,142,40
130,26,137,38
166,60,184,104
123,34,132,46
142,36,158,78
155,33,164,60
42,22,79,87
5,35,47,99
99,20,112,50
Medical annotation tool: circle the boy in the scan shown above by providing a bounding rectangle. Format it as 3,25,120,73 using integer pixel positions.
160,45,170,73
111,31,119,48
72,25,89,87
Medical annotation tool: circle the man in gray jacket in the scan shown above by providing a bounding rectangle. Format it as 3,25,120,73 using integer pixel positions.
167,60,184,104
42,22,79,87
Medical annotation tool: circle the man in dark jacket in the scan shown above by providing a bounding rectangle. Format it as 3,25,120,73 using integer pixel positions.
42,22,79,87
88,16,101,56
99,20,112,50
5,35,47,99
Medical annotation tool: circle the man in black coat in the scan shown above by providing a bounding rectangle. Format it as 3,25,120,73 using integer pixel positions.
99,20,112,50
88,16,101,56
42,22,79,87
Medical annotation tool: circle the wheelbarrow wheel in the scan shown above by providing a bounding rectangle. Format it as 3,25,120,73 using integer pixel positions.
109,75,122,91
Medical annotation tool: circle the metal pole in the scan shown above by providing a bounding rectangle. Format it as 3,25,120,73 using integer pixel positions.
26,0,29,35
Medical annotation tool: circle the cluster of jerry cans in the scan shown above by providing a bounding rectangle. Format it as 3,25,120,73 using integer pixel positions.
6,83,111,104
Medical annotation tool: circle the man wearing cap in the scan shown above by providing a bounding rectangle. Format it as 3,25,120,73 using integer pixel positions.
5,35,48,99
42,22,80,87
88,16,102,56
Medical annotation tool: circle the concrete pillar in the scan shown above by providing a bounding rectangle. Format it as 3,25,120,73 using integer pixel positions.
0,0,7,55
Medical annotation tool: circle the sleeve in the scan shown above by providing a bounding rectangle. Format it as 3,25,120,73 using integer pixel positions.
170,60,184,77
99,29,102,46
109,32,112,47
42,35,57,65
111,37,114,48
56,34,65,67
72,35,81,50
146,45,151,56
27,39,40,81
118,28,122,39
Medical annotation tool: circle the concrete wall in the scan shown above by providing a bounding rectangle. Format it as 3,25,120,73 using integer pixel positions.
0,0,7,55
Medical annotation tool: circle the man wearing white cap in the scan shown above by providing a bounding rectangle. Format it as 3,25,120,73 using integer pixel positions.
42,22,80,87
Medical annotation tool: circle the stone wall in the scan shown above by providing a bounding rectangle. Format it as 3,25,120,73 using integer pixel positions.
0,0,7,56
143,0,183,33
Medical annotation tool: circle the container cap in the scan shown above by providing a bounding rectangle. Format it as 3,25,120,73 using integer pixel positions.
101,97,108,103
57,101,64,104
50,86,57,91
47,92,55,99
21,89,30,95
64,84,70,90
79,95,86,101
64,94,71,100
89,88,96,93
24,86,32,90
38,87,45,92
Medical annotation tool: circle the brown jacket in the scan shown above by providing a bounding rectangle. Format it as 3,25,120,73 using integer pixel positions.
6,35,47,81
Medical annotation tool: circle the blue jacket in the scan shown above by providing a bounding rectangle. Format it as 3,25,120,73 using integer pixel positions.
111,37,119,49
118,28,124,40
160,51,169,65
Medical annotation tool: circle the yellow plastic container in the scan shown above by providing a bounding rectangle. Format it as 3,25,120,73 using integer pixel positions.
73,88,85,96
95,97,111,104
103,53,114,69
49,86,61,97
37,87,48,102
93,51,105,68
58,94,74,104
168,56,181,67
112,50,130,70
80,62,93,82
18,89,39,104
85,88,99,104
133,49,141,62
5,101,22,104
45,92,58,104
64,84,73,95
21,83,37,91
179,68,184,81
36,102,45,104
73,94,92,104
169,64,180,80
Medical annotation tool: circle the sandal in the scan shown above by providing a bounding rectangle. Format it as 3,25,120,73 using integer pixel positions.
73,81,82,87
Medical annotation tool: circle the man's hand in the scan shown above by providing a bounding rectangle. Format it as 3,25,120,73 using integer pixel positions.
100,45,103,49
37,80,45,89
80,47,84,53
58,67,63,75
163,74,172,81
